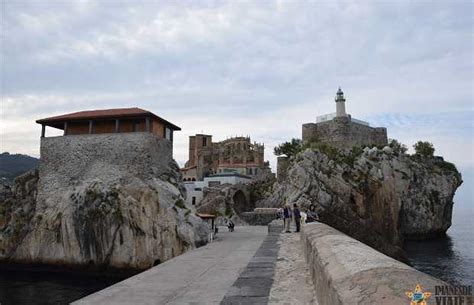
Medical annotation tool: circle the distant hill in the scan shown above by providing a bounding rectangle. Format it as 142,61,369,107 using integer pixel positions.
0,152,39,183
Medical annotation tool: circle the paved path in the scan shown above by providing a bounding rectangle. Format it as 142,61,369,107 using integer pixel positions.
73,226,268,305
269,232,318,305
220,226,280,305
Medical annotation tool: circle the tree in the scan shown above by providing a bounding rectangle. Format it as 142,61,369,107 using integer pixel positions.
388,138,408,154
413,141,435,157
273,138,302,158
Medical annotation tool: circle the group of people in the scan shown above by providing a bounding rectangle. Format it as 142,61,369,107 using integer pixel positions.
279,203,319,233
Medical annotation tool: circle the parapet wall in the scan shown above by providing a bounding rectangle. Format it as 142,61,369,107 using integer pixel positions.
302,222,447,305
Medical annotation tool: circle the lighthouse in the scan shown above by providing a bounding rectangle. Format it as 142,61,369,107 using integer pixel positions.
335,87,347,117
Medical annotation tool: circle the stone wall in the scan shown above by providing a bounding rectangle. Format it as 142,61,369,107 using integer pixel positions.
276,156,289,183
39,132,173,195
240,211,277,225
302,116,388,149
301,222,449,305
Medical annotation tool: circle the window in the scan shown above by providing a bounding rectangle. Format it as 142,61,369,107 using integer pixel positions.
133,121,140,132
192,197,196,205
194,188,202,191
208,181,221,187
202,137,207,146
165,127,173,141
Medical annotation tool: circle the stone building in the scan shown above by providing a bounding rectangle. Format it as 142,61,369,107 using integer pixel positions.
36,107,180,151
181,134,268,181
183,172,252,207
302,88,388,149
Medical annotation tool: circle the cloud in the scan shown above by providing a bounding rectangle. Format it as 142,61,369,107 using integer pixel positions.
1,1,473,172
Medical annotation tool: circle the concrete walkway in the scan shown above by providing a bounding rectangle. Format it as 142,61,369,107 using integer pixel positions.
269,232,318,305
220,227,280,305
73,226,268,305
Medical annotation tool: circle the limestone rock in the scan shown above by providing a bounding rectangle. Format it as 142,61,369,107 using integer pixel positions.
260,148,462,261
0,134,210,270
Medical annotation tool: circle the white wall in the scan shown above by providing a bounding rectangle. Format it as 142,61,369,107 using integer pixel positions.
183,175,251,206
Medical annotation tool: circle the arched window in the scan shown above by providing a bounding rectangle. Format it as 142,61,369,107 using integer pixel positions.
192,178,196,181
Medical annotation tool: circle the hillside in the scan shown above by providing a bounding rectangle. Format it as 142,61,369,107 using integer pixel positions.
0,152,39,183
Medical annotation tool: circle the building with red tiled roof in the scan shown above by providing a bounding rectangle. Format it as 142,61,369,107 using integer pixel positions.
36,107,180,143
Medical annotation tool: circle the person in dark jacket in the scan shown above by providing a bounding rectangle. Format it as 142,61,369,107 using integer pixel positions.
283,204,292,233
227,219,235,232
306,204,319,223
293,203,301,232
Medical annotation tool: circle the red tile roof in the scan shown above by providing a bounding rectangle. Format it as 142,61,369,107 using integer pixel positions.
36,107,180,130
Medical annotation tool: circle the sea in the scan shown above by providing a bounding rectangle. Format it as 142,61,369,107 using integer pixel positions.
0,170,472,304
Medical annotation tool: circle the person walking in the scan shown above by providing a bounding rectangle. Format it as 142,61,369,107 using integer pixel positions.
293,203,302,232
283,204,292,233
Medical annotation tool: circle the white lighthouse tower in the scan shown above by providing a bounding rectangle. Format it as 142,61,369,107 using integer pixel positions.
335,87,347,117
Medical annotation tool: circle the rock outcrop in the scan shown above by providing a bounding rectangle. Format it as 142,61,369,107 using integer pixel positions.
0,133,209,270
260,147,462,261
195,172,276,226
196,184,252,225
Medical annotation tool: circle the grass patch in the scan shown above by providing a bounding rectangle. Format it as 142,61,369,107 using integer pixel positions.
175,199,186,209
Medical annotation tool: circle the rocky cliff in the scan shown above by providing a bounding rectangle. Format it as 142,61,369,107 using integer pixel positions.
195,172,276,226
0,133,209,270
260,146,462,261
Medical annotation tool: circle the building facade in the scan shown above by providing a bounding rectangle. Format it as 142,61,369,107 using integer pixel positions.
302,88,388,149
36,107,180,146
183,172,251,206
181,135,267,181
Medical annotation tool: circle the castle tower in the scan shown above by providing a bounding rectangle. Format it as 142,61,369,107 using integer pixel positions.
335,87,347,117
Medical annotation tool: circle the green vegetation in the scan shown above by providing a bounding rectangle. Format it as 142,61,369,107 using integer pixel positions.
274,138,368,168
388,138,408,154
0,152,39,183
225,205,233,217
413,141,435,157
437,161,458,173
273,138,303,158
175,199,186,209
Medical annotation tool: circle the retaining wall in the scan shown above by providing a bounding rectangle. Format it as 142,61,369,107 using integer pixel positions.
301,222,448,305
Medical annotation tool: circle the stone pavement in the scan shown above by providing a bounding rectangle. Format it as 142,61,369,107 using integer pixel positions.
72,226,268,305
220,225,281,305
269,231,317,305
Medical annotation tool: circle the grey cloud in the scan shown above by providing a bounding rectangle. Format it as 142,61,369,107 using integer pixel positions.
1,1,473,168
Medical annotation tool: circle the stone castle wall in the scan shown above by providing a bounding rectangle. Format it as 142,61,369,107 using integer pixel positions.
38,132,173,205
302,116,387,149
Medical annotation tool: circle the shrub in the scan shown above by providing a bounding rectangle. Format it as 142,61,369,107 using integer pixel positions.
175,199,186,209
388,139,408,154
413,141,435,157
273,138,303,158
437,161,458,173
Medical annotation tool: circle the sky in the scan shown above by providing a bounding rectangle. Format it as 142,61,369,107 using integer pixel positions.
1,1,473,204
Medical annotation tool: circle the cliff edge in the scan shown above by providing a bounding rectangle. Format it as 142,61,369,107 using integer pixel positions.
260,146,462,261
0,133,209,270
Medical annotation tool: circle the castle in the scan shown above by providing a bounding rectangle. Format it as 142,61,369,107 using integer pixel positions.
302,88,388,149
181,134,269,181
